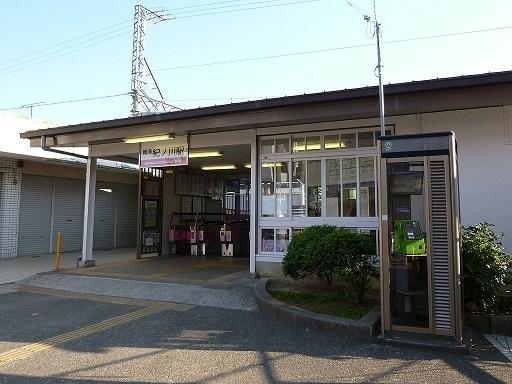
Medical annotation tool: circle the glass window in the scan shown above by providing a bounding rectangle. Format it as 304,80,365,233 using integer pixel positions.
292,228,304,237
261,229,274,252
292,137,306,153
276,229,290,252
275,162,290,217
292,160,306,217
326,159,341,217
260,139,273,154
359,157,376,217
387,160,428,328
324,135,339,150
307,160,322,217
275,138,289,153
340,133,356,149
306,136,321,151
260,163,275,217
342,158,357,217
358,131,374,147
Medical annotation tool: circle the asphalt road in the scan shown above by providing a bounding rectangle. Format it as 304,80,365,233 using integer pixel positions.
0,285,510,383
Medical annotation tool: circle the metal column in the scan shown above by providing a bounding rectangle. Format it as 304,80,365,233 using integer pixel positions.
79,154,97,267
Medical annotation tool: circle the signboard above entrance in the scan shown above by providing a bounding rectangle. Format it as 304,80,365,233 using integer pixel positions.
140,136,188,168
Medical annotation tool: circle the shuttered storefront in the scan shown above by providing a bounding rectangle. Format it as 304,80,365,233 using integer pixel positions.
93,182,116,250
18,175,53,256
18,175,137,255
52,177,85,252
114,183,138,248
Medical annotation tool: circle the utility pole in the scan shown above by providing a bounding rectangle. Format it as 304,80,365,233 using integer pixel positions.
131,5,179,116
364,1,385,136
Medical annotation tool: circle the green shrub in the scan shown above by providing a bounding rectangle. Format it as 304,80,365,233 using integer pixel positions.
282,225,378,303
282,225,339,286
462,223,511,312
335,231,378,304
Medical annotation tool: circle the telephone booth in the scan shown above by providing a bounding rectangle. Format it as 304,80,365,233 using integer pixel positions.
378,132,462,341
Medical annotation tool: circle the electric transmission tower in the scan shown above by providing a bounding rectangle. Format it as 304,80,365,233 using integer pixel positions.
131,5,179,116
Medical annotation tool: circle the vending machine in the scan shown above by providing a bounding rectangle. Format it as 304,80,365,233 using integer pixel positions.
378,132,462,342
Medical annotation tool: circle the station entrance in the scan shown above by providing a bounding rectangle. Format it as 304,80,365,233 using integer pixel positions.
134,142,253,282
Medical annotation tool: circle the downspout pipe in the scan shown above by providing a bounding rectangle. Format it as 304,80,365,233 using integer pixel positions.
41,136,88,160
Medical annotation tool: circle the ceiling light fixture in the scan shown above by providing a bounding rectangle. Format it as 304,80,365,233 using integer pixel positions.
189,151,222,158
123,133,174,144
201,165,237,171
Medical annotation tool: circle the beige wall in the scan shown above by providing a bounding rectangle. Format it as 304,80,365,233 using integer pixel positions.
392,106,512,251
21,160,138,184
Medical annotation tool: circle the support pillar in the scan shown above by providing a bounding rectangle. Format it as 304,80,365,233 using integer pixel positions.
79,155,97,267
249,131,257,277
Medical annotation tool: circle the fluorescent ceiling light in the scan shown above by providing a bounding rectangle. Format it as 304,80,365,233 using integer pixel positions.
245,164,251,168
325,142,340,149
123,134,173,144
261,162,283,168
99,188,112,193
201,165,236,171
189,151,222,158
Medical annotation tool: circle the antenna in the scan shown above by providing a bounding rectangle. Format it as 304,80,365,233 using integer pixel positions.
363,1,385,136
130,5,179,116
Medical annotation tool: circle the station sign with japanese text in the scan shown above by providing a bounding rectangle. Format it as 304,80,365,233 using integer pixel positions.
140,136,188,168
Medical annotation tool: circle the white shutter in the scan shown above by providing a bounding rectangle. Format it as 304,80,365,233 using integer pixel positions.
115,183,138,248
93,182,115,250
53,178,85,252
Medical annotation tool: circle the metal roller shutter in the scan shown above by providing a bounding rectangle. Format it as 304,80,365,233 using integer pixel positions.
53,178,85,252
93,182,115,250
18,175,53,256
115,183,138,248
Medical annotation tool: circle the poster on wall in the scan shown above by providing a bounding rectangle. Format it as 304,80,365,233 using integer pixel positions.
140,136,188,168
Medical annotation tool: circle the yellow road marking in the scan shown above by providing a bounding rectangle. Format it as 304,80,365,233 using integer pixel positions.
16,285,192,311
0,305,167,365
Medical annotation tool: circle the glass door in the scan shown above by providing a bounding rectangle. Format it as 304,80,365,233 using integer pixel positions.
386,160,430,329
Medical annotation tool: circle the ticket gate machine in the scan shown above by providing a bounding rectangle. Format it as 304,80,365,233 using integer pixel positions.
378,132,462,342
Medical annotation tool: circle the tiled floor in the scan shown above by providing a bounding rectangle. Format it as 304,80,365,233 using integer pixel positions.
484,334,512,362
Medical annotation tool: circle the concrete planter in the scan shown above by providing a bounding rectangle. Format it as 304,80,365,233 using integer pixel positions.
254,278,380,342
465,313,512,335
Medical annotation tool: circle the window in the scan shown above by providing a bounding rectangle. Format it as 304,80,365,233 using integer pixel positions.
324,135,339,150
261,228,290,253
260,163,275,217
342,158,357,217
261,229,275,252
359,157,376,217
340,133,356,148
307,160,322,217
260,138,290,154
326,159,341,217
292,160,306,217
292,137,306,153
358,131,374,147
261,162,290,217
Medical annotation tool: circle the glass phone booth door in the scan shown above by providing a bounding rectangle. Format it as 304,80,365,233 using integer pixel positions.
386,159,431,331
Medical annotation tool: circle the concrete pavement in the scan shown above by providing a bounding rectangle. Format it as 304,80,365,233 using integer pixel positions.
0,286,510,383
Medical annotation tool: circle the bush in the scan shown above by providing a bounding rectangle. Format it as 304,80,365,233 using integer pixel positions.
462,223,511,312
282,225,339,286
282,225,378,303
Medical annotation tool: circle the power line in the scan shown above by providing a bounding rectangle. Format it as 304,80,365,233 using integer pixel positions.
0,25,133,72
0,93,130,112
169,0,304,16
173,0,321,19
0,19,133,68
155,24,512,71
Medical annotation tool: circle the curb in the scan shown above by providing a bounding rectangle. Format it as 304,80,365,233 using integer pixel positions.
254,278,380,341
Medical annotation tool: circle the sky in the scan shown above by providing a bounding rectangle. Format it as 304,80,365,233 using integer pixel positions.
2,0,512,126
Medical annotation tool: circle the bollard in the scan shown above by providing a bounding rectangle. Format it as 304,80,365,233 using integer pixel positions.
54,232,62,271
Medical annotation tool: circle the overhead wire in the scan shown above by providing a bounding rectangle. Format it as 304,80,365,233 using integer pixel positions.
0,93,130,112
155,25,512,71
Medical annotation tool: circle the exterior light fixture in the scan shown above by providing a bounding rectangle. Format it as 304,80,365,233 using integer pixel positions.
189,151,222,158
201,165,237,171
123,133,174,144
